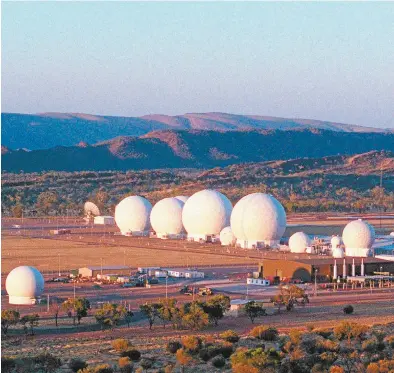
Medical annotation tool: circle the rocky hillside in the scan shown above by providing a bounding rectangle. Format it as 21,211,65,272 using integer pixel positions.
2,129,394,173
2,112,390,150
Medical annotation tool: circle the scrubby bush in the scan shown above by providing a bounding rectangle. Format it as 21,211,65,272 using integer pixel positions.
334,321,368,343
112,338,129,352
212,355,226,368
385,335,394,348
69,358,88,372
140,358,153,371
250,326,278,341
343,305,354,314
181,335,202,353
1,357,16,373
307,324,314,332
120,349,141,361
79,364,114,373
362,338,379,353
118,357,133,373
34,353,62,373
314,328,333,339
219,342,234,358
220,329,240,343
167,340,182,354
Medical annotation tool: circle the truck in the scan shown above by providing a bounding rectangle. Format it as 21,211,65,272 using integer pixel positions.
179,285,195,296
198,287,213,296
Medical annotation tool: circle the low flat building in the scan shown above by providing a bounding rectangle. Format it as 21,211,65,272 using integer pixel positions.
79,265,131,278
94,216,115,225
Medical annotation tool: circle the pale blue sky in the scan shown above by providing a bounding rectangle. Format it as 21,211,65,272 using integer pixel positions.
2,2,394,128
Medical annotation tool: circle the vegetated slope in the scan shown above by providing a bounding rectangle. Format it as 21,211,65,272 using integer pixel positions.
2,129,394,173
2,112,390,150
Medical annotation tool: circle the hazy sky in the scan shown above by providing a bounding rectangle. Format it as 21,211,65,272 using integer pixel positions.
2,2,394,128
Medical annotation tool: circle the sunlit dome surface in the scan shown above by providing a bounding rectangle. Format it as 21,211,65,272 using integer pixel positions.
289,232,311,253
331,236,342,249
220,226,236,245
175,196,189,203
332,247,345,258
115,196,152,233
6,266,44,305
343,219,375,249
182,189,232,235
231,193,286,242
150,197,184,235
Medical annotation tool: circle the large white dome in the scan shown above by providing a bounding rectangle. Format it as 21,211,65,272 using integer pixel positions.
175,196,189,203
343,219,375,249
150,197,184,235
115,196,152,233
220,226,236,246
289,232,311,253
6,266,44,305
231,193,286,243
182,189,232,236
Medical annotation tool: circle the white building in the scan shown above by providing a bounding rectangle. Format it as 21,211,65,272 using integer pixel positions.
166,269,205,278
115,196,152,235
231,193,286,249
94,216,115,225
182,189,232,243
247,278,270,286
6,266,44,305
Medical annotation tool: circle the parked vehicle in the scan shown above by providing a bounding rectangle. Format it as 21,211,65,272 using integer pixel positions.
198,287,213,296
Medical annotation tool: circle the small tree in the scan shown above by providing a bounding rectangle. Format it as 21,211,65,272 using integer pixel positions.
271,285,309,312
245,301,266,324
112,339,129,353
343,305,354,314
201,294,231,326
62,297,90,325
68,358,88,372
33,353,62,373
124,311,134,328
220,330,240,343
176,348,194,373
182,302,209,330
156,298,176,329
1,310,20,336
95,303,127,330
50,297,62,327
12,204,23,218
20,314,40,335
139,303,159,330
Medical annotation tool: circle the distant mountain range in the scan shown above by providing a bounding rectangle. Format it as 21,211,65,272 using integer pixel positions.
2,129,394,172
1,112,391,151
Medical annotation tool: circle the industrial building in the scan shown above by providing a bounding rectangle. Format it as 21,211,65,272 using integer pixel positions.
257,256,394,283
94,216,115,225
79,265,131,278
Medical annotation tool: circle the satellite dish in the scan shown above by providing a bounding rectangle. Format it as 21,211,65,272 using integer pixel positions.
84,201,100,217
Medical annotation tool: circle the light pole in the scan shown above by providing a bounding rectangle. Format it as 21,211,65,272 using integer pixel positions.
165,275,168,299
58,254,61,277
101,257,103,277
314,268,318,297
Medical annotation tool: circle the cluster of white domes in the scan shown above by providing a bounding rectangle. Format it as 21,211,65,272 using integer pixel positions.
150,197,185,237
220,226,236,246
289,232,311,253
343,219,375,257
182,190,232,239
6,266,44,305
175,196,189,203
231,193,286,248
115,196,152,234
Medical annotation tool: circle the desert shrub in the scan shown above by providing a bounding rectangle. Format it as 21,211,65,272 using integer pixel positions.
199,348,212,362
1,357,16,373
118,357,133,373
289,329,302,345
329,366,344,373
34,353,62,373
343,305,354,314
307,324,315,332
220,329,240,343
219,342,234,358
176,348,194,370
317,339,340,353
121,349,141,361
362,338,379,353
212,355,226,368
140,358,153,371
164,364,175,373
385,335,394,348
250,326,278,341
112,338,129,352
314,328,333,339
181,335,202,353
167,340,182,354
69,358,88,372
334,321,368,343
79,364,114,373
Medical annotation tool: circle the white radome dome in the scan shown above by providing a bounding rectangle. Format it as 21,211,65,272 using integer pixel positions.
331,236,342,249
175,196,189,203
231,193,286,242
289,232,311,253
115,196,152,234
390,232,394,237
6,266,44,305
343,219,375,249
182,189,232,236
332,247,345,258
220,226,236,246
150,197,185,235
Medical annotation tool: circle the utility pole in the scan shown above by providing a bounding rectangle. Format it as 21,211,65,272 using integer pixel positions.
380,165,383,229
101,257,103,277
165,275,168,299
314,268,318,297
58,254,61,277
73,281,76,300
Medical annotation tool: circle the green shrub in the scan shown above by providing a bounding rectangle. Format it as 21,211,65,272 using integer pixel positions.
219,330,240,343
111,339,129,352
140,358,153,371
181,335,202,353
211,355,226,368
385,335,394,348
199,346,220,361
343,305,354,314
120,349,141,361
1,357,16,373
33,353,62,373
250,326,278,341
362,338,378,353
166,340,182,354
69,358,88,372
219,342,234,358
314,328,333,339
118,357,133,373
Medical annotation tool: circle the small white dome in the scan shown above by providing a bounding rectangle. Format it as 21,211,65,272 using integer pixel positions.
6,266,44,305
343,219,375,249
390,232,394,237
332,247,345,258
175,196,189,203
220,226,236,246
150,197,184,235
331,236,342,249
231,193,286,242
289,232,311,253
182,189,232,236
115,196,152,233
